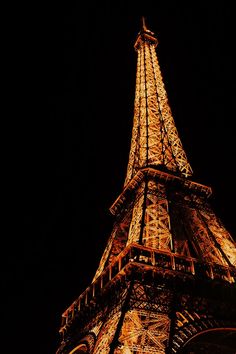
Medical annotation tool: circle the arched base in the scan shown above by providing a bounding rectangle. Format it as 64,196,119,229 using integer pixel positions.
69,344,88,354
180,328,236,354
68,333,96,354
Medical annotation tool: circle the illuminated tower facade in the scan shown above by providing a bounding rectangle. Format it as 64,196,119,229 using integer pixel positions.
57,20,236,354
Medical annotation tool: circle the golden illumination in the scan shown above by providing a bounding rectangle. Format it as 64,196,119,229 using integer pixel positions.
125,30,193,187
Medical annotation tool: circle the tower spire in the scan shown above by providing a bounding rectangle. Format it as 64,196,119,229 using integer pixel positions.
125,22,193,186
141,16,147,31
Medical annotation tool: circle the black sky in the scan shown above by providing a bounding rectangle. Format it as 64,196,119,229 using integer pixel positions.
6,2,236,353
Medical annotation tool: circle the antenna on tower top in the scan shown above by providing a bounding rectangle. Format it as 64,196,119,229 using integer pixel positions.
142,16,147,31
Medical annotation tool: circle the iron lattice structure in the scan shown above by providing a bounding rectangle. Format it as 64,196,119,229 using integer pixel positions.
57,20,236,354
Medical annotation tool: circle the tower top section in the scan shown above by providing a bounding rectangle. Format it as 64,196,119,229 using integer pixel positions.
124,19,193,186
134,17,158,50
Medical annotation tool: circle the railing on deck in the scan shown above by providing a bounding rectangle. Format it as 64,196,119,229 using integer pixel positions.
60,243,236,331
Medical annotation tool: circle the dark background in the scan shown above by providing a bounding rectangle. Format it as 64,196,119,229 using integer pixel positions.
5,2,235,353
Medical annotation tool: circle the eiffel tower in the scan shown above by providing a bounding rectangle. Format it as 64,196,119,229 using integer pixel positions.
57,18,236,354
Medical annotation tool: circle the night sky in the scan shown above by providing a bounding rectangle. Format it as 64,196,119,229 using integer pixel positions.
6,2,235,353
